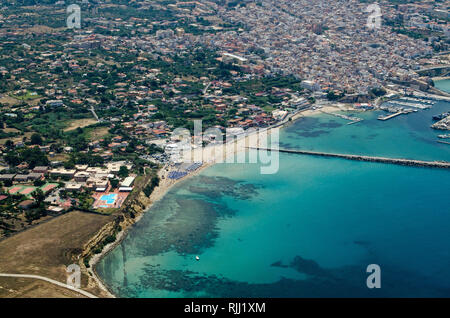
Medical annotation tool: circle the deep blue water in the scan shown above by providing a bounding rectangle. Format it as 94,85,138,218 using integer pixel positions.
96,83,450,297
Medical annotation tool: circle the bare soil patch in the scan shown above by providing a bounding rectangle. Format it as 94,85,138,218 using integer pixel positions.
88,126,110,140
0,211,113,298
64,118,98,132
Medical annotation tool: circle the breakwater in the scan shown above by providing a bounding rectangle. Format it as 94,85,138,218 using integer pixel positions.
250,147,450,169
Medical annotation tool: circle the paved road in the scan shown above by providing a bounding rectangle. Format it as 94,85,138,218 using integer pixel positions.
89,106,100,122
0,273,98,298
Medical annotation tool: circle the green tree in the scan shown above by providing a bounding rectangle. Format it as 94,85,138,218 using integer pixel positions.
118,166,129,178
326,91,340,101
31,133,43,145
4,152,20,166
4,139,14,149
33,179,45,187
110,178,119,189
32,188,45,204
20,147,49,169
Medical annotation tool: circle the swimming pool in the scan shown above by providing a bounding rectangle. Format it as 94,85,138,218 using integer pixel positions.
100,193,118,204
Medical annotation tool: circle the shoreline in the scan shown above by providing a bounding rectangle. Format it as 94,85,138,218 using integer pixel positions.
86,91,448,297
88,161,214,298
432,76,450,82
86,103,361,297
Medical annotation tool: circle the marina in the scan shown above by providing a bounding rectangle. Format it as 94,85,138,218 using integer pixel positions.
411,91,450,103
97,94,450,298
376,93,443,121
402,96,435,104
433,112,450,121
386,100,431,109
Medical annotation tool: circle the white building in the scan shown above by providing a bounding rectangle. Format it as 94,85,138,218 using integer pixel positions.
121,176,135,188
301,80,321,92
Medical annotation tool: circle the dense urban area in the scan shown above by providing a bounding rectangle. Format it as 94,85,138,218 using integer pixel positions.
0,0,448,243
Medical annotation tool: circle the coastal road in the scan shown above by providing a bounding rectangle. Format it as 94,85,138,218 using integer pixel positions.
0,273,98,298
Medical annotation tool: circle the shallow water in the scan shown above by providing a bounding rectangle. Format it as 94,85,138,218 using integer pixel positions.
97,84,450,298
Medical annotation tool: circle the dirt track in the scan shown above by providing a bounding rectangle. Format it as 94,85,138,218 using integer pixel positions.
0,211,113,298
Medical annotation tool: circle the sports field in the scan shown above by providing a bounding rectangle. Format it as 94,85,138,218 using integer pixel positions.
41,183,58,193
8,185,36,196
7,183,58,197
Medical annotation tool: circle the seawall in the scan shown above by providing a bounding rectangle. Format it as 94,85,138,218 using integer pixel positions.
250,147,450,169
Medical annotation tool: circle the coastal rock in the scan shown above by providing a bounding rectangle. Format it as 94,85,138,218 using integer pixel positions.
78,174,156,296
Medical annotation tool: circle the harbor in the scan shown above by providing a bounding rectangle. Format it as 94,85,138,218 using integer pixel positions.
411,91,450,103
374,93,447,122
386,100,432,110
97,84,450,298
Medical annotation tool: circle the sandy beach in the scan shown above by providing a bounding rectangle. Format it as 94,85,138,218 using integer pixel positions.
148,105,354,198
87,161,214,297
432,76,450,81
88,103,351,297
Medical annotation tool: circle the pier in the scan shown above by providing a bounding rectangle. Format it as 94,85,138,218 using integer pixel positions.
411,91,450,102
386,100,431,109
378,111,404,121
320,111,363,125
402,96,434,104
250,147,450,169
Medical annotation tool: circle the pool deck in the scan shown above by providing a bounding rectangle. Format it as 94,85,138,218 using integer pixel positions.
92,187,129,209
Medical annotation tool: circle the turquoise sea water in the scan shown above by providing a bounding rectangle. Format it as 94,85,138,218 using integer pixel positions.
96,83,450,297
435,78,450,93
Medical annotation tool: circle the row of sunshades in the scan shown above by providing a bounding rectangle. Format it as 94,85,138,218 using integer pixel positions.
168,171,188,180
168,163,203,180
184,162,202,172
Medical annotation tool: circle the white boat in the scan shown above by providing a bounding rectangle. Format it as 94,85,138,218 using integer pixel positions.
195,256,200,261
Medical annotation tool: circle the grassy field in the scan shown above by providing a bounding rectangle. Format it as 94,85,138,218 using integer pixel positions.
86,126,110,141
64,118,98,132
3,128,20,134
0,211,114,298
0,96,21,106
0,131,32,145
50,153,70,162
10,91,41,101
0,277,90,298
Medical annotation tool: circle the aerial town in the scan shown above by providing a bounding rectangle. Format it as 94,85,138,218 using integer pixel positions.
0,1,448,301
0,0,449,238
